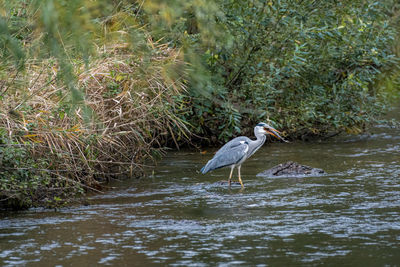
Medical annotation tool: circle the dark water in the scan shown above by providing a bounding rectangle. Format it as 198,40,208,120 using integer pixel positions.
1,119,400,265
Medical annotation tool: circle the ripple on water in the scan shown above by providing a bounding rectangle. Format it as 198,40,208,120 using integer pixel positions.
1,128,400,265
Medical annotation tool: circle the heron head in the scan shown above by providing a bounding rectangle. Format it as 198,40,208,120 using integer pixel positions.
256,122,288,142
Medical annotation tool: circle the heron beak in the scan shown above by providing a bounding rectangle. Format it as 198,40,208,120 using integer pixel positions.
265,127,289,143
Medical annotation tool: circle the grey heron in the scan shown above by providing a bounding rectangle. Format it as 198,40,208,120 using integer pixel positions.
200,122,287,188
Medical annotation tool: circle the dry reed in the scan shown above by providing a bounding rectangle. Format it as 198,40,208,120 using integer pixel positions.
0,39,189,194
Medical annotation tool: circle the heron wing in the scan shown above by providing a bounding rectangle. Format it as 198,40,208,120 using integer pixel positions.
214,136,251,157
201,138,250,173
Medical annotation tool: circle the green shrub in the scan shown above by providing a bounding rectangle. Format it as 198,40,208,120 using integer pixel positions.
0,130,84,209
177,0,400,141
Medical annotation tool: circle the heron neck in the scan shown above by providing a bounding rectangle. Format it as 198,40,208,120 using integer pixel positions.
248,133,266,157
255,133,267,146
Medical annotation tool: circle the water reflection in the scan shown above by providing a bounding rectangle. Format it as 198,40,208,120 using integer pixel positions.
0,120,400,266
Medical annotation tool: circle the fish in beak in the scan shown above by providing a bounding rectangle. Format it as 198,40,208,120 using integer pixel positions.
264,127,289,143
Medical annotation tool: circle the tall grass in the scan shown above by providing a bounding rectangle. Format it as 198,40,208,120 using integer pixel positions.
0,1,191,208
1,42,189,208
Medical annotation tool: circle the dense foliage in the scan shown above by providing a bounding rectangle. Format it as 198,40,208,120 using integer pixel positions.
180,0,399,141
0,0,399,208
0,130,84,209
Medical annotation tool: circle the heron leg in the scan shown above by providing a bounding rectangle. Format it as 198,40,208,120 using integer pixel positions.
237,165,244,188
228,165,234,186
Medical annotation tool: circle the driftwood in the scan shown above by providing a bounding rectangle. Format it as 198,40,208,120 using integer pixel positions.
257,161,325,177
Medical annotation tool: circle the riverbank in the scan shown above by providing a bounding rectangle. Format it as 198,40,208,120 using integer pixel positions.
1,0,399,209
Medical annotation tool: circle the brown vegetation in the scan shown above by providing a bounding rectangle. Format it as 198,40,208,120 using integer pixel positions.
0,41,189,196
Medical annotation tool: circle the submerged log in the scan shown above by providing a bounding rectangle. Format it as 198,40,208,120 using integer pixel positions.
257,161,325,177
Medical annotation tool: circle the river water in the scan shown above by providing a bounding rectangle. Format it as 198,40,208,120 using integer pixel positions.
1,116,400,266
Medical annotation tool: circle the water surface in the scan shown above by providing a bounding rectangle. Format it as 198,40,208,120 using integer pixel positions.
1,119,400,266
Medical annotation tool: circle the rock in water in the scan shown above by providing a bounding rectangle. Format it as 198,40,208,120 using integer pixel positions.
257,161,325,177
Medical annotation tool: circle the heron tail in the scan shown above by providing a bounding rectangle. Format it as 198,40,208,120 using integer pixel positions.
200,164,208,174
200,160,213,174
201,159,225,174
